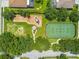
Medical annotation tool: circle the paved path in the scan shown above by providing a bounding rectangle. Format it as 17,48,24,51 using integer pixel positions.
0,7,1,34
78,21,79,38
32,26,37,43
14,50,78,59
0,7,4,35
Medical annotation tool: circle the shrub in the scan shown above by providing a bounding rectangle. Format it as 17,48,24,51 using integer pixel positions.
0,32,34,55
34,37,51,51
0,54,13,59
3,9,15,20
51,44,60,51
56,8,68,22
57,54,68,59
44,7,57,21
69,11,79,22
35,0,43,4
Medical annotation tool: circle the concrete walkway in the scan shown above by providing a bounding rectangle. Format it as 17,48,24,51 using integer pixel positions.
14,50,78,59
32,26,37,43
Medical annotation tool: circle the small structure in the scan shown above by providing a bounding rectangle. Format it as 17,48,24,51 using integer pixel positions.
9,0,34,7
52,0,75,9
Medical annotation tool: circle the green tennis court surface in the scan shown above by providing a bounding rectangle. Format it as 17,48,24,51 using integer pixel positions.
46,23,75,39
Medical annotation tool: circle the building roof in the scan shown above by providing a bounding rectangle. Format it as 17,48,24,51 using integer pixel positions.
9,0,34,7
53,0,75,8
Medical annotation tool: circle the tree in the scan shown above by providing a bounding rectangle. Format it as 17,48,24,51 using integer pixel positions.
0,32,34,55
0,32,16,52
3,8,15,20
34,36,51,51
0,54,13,59
26,12,30,18
44,7,57,21
70,39,79,54
58,39,79,54
57,8,68,22
69,4,79,22
16,10,30,18
57,54,68,59
73,4,78,11
69,11,79,22
35,0,43,4
58,39,76,52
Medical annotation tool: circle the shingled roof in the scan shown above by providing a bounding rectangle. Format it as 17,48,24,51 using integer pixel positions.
53,0,75,8
9,0,34,7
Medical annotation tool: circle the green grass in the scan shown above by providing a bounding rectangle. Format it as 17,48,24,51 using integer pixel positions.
21,57,29,59
36,15,48,37
4,20,32,36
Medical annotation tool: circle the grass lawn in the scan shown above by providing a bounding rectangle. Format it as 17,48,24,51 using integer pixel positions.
21,57,29,59
4,20,32,36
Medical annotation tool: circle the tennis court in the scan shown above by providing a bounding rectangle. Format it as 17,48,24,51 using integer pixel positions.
46,23,75,38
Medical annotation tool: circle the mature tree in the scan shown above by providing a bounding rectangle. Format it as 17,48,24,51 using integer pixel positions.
69,4,79,22
57,8,68,22
44,7,57,21
3,8,15,20
70,39,79,54
58,39,79,54
0,54,13,59
16,10,30,18
34,36,51,51
0,32,16,52
69,11,79,22
0,32,34,55
35,0,43,4
58,39,76,52
73,4,78,11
